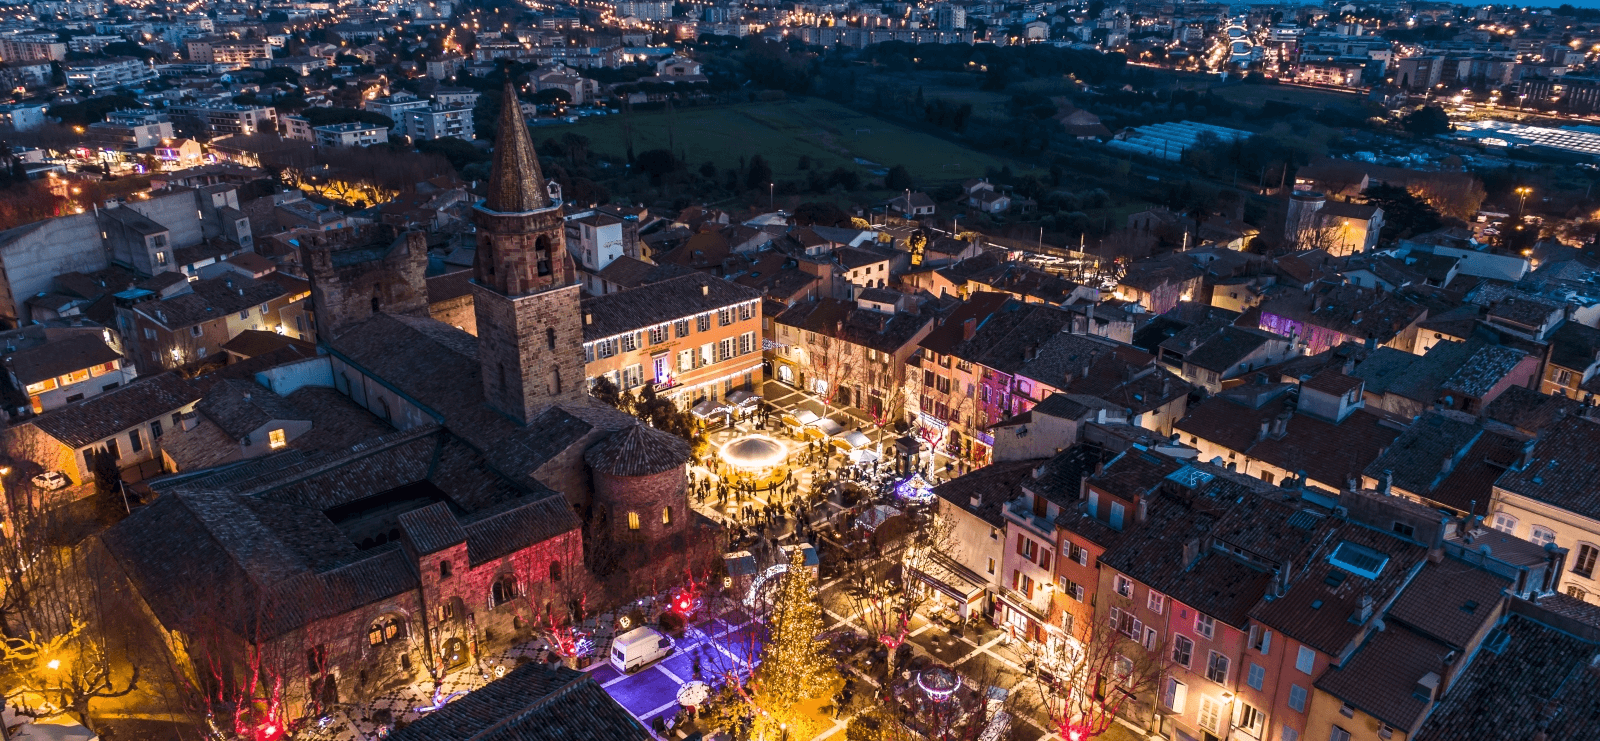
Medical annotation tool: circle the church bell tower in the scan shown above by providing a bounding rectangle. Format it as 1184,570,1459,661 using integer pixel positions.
471,80,586,423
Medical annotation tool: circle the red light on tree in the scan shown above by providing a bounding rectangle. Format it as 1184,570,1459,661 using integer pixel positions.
257,722,282,741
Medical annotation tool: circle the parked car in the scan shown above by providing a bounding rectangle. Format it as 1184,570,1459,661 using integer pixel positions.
610,626,673,673
31,471,68,491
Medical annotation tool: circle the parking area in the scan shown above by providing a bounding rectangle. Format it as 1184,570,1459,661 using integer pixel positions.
594,607,766,727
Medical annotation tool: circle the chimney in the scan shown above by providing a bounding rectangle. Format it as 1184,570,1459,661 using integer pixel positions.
1381,469,1393,495
584,312,592,325
961,317,977,341
1136,497,1148,524
1182,538,1200,567
1079,472,1090,501
1413,672,1441,703
970,495,981,508
1357,594,1374,623
701,284,709,296
1541,542,1569,595
180,412,198,431
1271,411,1291,438
1258,420,1271,442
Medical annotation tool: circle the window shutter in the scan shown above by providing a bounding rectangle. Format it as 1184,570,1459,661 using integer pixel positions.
1040,549,1052,571
1109,606,1121,627
1262,630,1272,655
1012,570,1021,591
1016,533,1026,556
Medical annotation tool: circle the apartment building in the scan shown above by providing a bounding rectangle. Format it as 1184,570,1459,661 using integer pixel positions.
0,102,47,131
405,104,473,141
0,35,65,62
64,56,156,89
168,103,277,137
115,273,310,372
185,36,272,64
581,272,763,408
364,92,429,136
1027,445,1560,741
313,122,388,147
87,111,174,148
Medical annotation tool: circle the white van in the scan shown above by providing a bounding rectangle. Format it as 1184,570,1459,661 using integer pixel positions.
610,626,674,673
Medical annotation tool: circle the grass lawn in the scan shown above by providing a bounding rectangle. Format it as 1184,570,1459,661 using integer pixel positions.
1212,83,1366,112
553,97,1039,185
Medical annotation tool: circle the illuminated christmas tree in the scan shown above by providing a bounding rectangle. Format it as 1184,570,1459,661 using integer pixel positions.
751,548,838,740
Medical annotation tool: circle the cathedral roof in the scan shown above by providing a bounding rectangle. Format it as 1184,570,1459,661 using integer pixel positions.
584,422,691,477
483,80,551,214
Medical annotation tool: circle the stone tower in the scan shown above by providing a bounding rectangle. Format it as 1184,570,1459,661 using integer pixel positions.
301,224,429,339
472,81,586,423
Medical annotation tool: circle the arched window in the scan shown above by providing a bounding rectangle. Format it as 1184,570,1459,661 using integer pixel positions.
1531,526,1557,547
550,561,562,582
368,615,406,645
491,575,517,608
547,327,557,350
439,560,453,579
1492,513,1519,535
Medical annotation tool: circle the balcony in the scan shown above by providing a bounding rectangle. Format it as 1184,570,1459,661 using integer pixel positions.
1004,499,1054,538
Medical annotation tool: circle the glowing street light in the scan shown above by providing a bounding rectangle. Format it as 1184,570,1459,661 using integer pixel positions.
1516,186,1532,214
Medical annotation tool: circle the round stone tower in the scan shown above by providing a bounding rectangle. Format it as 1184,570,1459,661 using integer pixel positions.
584,423,692,544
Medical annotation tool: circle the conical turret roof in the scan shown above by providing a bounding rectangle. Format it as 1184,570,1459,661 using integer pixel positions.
483,79,551,213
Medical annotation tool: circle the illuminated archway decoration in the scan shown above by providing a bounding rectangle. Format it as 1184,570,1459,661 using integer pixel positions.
744,563,789,607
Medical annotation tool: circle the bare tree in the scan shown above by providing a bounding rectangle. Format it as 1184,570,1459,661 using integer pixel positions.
838,503,957,682
1022,612,1172,740
2,544,142,728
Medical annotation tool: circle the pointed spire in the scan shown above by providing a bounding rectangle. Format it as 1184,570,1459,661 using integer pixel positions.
483,79,551,213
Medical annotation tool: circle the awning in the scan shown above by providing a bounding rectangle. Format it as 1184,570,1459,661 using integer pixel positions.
726,389,759,407
849,448,881,464
909,553,988,604
790,410,820,426
812,418,844,436
691,399,725,418
835,430,870,449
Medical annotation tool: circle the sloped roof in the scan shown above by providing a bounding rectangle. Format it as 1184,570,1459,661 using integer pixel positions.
386,663,648,741
32,372,198,448
583,423,691,477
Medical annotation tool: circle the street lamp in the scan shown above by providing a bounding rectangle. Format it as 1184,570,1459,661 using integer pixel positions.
1516,186,1532,215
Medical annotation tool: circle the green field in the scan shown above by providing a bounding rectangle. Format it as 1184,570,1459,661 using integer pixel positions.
1212,83,1367,112
551,97,1040,184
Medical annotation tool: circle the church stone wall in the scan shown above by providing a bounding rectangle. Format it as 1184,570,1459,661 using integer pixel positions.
592,466,689,545
303,226,430,339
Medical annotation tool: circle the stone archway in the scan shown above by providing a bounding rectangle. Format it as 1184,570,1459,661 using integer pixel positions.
442,637,469,669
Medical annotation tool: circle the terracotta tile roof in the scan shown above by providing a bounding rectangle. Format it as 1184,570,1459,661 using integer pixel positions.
0,326,123,386
425,268,473,304
773,297,932,355
932,458,1042,528
582,422,691,477
1363,411,1483,501
1176,394,1403,491
196,378,309,441
1386,559,1510,649
1495,414,1600,521
1531,592,1600,630
1412,614,1600,741
135,275,289,330
221,329,315,359
32,372,199,448
1483,386,1584,435
1249,522,1428,656
1022,444,1111,508
1428,429,1524,515
387,663,648,741
397,501,466,555
580,272,760,341
1314,623,1453,731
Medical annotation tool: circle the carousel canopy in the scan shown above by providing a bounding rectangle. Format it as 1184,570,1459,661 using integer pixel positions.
720,434,787,470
